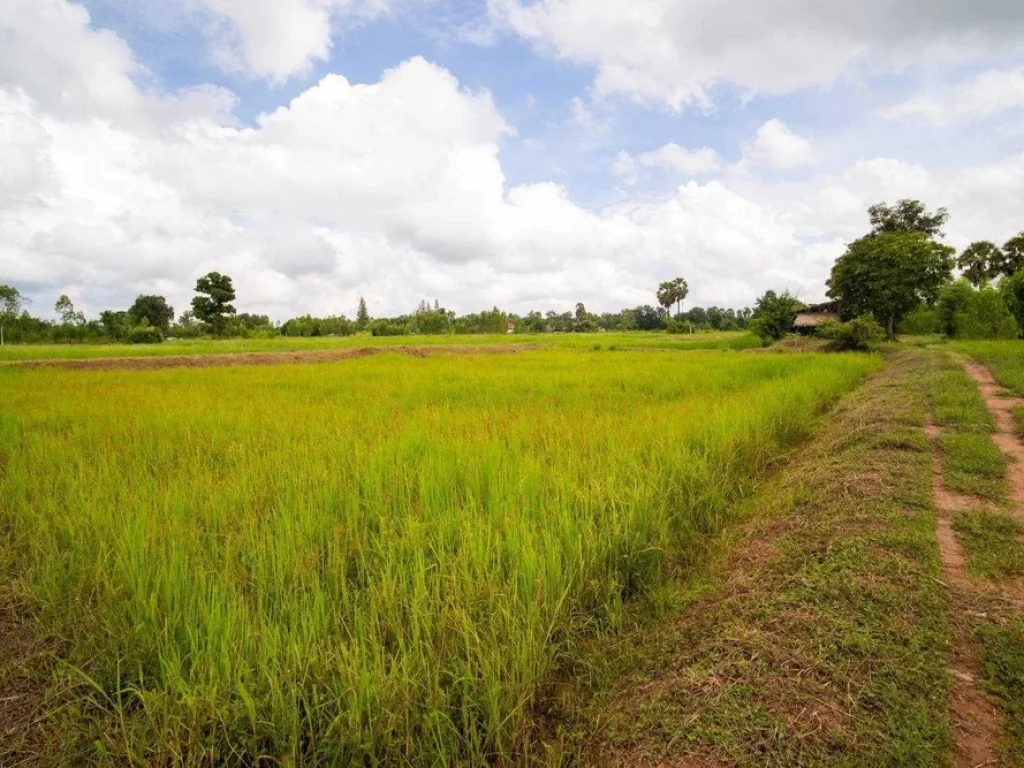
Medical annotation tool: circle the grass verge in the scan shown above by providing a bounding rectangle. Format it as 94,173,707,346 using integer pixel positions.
953,511,1024,578
925,352,995,432
938,432,1008,502
979,619,1024,762
538,348,953,766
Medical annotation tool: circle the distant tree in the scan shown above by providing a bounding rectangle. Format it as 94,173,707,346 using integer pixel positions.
191,272,236,335
0,285,28,346
991,231,1024,279
868,199,949,239
99,309,132,341
54,294,85,326
128,294,174,333
938,279,1020,339
827,231,955,340
522,310,547,332
356,297,370,329
633,304,666,331
574,302,587,322
957,241,1002,287
657,277,689,318
749,290,804,343
1000,269,1024,334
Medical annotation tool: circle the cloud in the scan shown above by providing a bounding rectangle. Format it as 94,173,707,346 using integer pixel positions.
741,119,815,171
488,0,1024,109
104,0,421,83
637,144,722,176
4,0,1024,323
881,68,1024,125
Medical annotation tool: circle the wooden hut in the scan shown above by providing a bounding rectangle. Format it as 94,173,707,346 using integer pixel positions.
793,301,839,333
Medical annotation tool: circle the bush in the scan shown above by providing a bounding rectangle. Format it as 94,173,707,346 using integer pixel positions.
898,306,939,335
817,315,885,350
665,318,688,334
127,326,164,344
750,290,803,344
369,320,410,337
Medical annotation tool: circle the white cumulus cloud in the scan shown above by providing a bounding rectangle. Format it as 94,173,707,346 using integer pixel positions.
4,0,1024,324
881,68,1024,125
741,119,815,171
488,0,1024,109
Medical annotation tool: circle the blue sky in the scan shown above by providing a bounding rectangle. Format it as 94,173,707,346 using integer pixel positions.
2,0,1024,319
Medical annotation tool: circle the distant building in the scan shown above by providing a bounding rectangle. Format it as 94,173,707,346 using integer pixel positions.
794,301,839,333
506,321,516,334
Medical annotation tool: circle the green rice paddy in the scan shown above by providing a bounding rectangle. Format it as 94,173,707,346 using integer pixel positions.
0,348,878,763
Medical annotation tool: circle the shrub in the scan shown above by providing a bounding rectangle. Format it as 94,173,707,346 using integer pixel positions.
750,290,803,344
665,318,688,334
369,320,410,337
127,326,164,344
817,315,885,350
898,306,940,335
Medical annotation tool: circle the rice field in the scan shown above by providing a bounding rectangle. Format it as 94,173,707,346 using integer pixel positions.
0,330,760,362
0,348,878,764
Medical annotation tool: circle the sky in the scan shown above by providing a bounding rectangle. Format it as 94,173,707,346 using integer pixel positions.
2,0,1024,321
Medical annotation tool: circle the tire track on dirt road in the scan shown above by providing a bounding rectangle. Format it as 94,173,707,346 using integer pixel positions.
926,416,1003,768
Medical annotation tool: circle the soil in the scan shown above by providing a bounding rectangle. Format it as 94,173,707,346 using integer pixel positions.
4,343,536,372
0,596,54,766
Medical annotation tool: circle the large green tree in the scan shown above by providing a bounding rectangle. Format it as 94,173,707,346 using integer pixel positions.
656,277,689,318
991,231,1024,279
191,272,237,335
0,285,27,346
957,241,1002,287
827,231,954,340
128,294,175,333
868,199,949,238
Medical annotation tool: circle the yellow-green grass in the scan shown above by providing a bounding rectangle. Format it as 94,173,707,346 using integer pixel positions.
0,331,760,362
0,349,877,764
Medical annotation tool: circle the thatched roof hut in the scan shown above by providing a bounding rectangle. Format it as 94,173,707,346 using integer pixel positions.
794,301,839,332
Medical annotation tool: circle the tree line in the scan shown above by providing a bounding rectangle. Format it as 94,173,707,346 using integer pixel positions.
0,273,753,345
3,198,1020,347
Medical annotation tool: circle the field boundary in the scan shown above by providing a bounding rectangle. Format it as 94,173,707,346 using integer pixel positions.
0,343,537,371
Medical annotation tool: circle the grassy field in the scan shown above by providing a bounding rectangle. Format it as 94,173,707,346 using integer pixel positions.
0,331,761,362
0,348,876,764
953,340,1024,399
